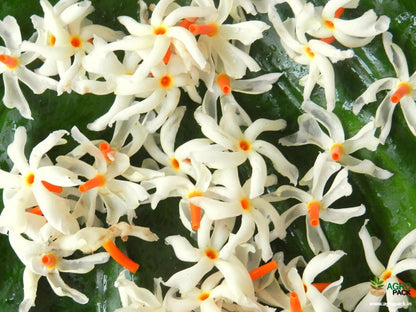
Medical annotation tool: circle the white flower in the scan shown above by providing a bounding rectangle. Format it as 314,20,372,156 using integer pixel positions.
272,153,365,254
307,0,390,48
22,0,123,94
188,0,269,78
0,15,57,119
338,220,416,312
164,216,262,310
353,32,416,143
115,270,168,312
190,167,285,261
272,251,345,312
143,106,216,178
201,71,282,120
279,100,392,179
107,0,213,82
9,231,109,311
111,55,201,133
194,104,298,198
56,126,148,226
268,6,354,111
0,127,80,235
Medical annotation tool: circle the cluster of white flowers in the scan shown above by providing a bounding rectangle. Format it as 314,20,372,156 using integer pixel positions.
0,0,415,311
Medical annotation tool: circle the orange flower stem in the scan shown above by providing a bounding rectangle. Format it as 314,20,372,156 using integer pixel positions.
41,181,63,193
190,202,201,230
249,260,278,281
289,292,302,312
102,240,139,273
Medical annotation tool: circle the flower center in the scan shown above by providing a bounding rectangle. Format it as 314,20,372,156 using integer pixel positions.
381,269,392,281
49,34,56,46
42,253,58,269
239,139,251,152
170,157,180,170
240,197,251,211
217,73,231,94
323,19,335,30
189,22,218,37
205,248,218,260
330,143,344,161
160,75,173,89
0,54,19,69
391,82,411,104
289,291,302,312
25,173,35,186
78,174,106,193
307,201,321,227
70,36,82,48
153,25,167,35
304,46,315,59
198,292,210,301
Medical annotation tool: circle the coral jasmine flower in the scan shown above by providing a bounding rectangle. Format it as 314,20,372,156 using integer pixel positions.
0,15,57,118
271,153,365,254
188,0,269,79
0,127,80,235
57,127,148,225
9,231,110,312
279,100,392,179
164,216,261,310
190,167,285,260
22,0,123,94
107,0,213,82
353,32,416,143
338,220,416,311
268,6,354,111
194,104,298,198
307,0,390,48
269,251,345,311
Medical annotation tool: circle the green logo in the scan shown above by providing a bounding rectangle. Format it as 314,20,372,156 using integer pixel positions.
370,276,384,290
369,276,386,296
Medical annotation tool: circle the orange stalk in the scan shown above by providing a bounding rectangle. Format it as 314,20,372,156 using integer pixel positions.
41,180,63,193
321,36,335,44
249,260,278,281
163,47,172,64
189,22,218,37
79,174,106,193
103,240,139,273
391,82,411,104
99,142,114,162
179,17,198,29
312,282,331,292
0,54,19,69
190,202,201,230
307,201,321,227
334,7,344,18
28,206,43,216
217,73,231,94
289,292,302,312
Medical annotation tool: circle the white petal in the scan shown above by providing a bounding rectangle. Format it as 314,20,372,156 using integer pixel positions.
248,152,267,198
20,268,40,312
29,130,68,170
7,126,30,174
358,220,385,276
383,32,409,80
253,140,298,185
164,258,213,291
245,118,286,142
306,285,340,312
2,73,32,119
353,78,397,114
400,96,416,136
165,235,202,262
59,252,110,273
320,205,365,224
281,203,307,228
306,221,330,255
388,228,416,268
374,93,397,144
46,272,89,304
220,21,269,45
340,155,393,179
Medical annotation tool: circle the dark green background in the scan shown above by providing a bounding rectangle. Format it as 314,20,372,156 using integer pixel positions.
1,0,416,311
